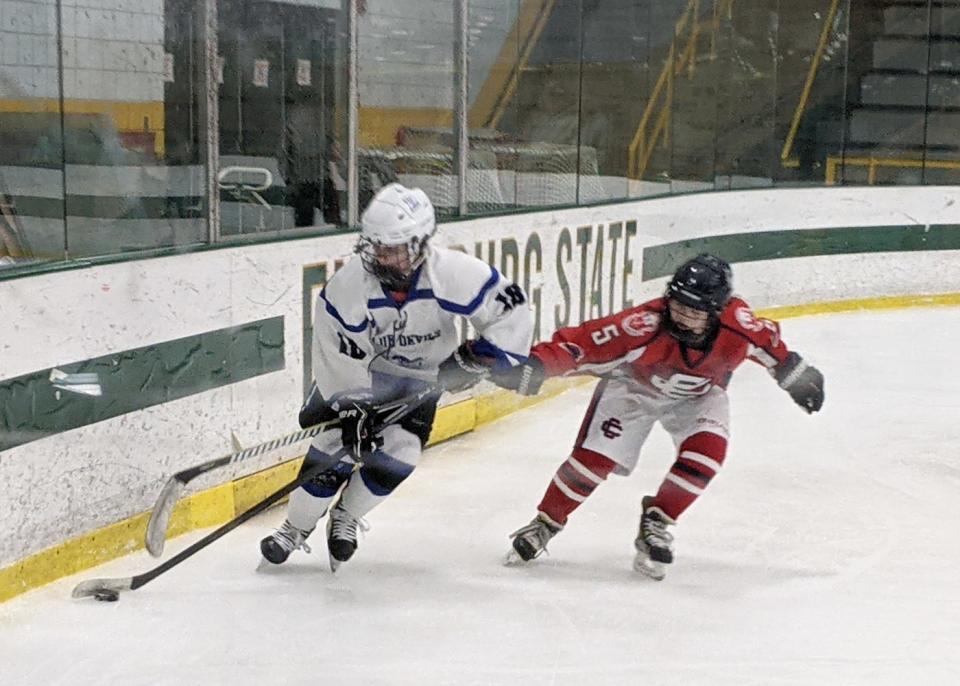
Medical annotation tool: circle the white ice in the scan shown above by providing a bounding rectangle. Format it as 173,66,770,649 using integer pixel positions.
2,308,959,686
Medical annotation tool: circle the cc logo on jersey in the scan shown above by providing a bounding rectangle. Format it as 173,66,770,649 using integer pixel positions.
622,311,659,337
735,306,781,346
650,373,713,398
601,417,623,439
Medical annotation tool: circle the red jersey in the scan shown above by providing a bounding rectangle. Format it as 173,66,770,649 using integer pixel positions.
532,297,791,400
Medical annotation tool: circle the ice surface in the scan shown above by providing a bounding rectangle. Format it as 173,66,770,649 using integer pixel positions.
2,308,959,685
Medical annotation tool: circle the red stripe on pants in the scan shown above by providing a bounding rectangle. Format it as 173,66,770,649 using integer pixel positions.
537,448,617,526
652,432,727,521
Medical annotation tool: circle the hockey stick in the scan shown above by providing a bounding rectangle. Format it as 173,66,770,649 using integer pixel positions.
143,387,434,557
144,418,338,557
73,386,438,600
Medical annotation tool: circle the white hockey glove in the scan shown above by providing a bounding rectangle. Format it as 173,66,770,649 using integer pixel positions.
773,352,824,414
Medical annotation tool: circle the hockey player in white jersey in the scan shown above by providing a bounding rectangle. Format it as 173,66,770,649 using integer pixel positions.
261,183,533,570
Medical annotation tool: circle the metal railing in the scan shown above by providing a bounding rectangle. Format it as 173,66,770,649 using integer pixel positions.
825,155,960,185
780,0,842,167
627,0,733,181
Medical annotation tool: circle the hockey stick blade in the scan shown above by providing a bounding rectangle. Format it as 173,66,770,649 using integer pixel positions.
144,419,338,557
72,576,134,599
144,475,187,557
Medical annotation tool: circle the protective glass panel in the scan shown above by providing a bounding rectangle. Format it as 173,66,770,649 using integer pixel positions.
59,0,206,257
653,0,717,196
920,1,960,184
575,0,649,204
357,1,456,219
467,0,584,213
0,0,66,269
218,0,345,236
712,0,779,190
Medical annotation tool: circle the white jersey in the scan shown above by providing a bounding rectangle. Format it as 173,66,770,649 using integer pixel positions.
311,246,533,401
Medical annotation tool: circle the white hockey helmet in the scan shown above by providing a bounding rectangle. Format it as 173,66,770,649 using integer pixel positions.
356,183,436,290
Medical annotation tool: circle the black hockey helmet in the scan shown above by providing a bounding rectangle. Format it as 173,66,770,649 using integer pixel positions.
664,254,732,347
664,253,733,316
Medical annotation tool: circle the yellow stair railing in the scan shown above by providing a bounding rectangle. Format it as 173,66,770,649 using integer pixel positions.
825,155,960,185
627,0,734,180
781,0,842,167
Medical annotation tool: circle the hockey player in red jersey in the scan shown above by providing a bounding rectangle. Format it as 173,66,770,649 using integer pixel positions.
495,254,824,579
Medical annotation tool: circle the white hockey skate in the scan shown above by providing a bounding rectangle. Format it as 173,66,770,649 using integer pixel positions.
505,514,562,566
633,496,674,581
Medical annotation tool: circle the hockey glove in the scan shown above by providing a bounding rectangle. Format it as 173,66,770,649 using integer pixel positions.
298,383,338,429
333,393,382,458
773,352,824,414
438,342,490,393
491,356,546,396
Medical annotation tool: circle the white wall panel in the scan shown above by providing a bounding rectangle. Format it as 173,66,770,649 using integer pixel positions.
2,185,959,566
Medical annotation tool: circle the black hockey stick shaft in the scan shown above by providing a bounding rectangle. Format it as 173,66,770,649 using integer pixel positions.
75,386,438,598
131,448,346,590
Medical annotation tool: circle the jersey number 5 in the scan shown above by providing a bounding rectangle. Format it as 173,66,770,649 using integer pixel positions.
495,284,526,312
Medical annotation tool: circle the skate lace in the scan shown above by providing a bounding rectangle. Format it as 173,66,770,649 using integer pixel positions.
510,519,556,549
642,517,674,549
329,510,370,542
276,521,312,554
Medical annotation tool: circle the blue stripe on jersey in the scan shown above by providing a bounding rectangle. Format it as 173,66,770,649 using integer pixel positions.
435,265,499,315
471,337,527,371
368,289,436,310
321,288,368,333
368,266,433,309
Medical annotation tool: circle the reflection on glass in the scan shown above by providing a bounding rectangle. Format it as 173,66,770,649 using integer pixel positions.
712,0,779,190
0,0,66,268
3,0,960,271
577,2,656,203
218,0,344,236
917,0,960,185
357,1,455,217
804,0,960,188
55,0,206,258
467,0,589,212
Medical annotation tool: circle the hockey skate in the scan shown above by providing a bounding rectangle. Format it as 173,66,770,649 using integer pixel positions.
260,520,314,565
633,496,674,581
326,502,368,572
505,514,562,565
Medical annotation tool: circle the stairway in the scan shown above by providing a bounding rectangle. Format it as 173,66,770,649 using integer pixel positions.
841,1,960,183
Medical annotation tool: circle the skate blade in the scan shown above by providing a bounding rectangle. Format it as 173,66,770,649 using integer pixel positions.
256,556,293,574
328,554,341,574
503,549,532,567
632,554,666,581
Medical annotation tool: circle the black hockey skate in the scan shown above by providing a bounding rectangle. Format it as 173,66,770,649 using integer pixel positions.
260,520,314,564
633,495,674,580
505,514,563,565
326,502,367,572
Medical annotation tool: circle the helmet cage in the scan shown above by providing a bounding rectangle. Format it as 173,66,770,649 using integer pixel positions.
356,234,430,291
